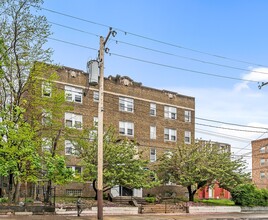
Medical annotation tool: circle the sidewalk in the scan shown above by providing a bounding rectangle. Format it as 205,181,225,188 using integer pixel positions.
2,212,268,220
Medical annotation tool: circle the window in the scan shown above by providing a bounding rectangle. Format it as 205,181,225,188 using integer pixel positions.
260,159,266,166
67,166,82,175
65,86,83,103
150,126,156,139
150,103,156,116
164,128,177,141
164,150,173,159
93,91,99,102
42,82,52,97
42,138,51,152
89,130,97,141
42,110,52,125
93,116,98,127
65,113,82,129
260,171,265,179
185,110,191,122
150,148,156,162
260,147,266,153
119,97,134,112
184,131,191,144
164,106,177,119
65,140,77,155
119,121,134,136
65,189,82,197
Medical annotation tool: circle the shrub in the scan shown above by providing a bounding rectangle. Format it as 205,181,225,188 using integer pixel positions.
231,183,268,207
0,197,8,203
145,196,156,203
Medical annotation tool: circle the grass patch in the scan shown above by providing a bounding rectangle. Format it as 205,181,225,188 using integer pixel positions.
197,199,235,206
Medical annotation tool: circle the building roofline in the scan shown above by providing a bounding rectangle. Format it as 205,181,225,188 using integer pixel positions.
58,64,195,101
251,137,268,144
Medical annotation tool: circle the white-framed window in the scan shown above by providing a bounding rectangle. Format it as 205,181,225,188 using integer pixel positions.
260,159,266,166
65,140,77,156
119,121,134,136
164,150,173,159
67,166,82,174
260,171,265,179
42,82,52,97
150,126,156,139
260,147,266,153
42,138,51,152
164,106,177,119
65,113,82,129
93,116,98,127
164,128,177,141
42,110,52,125
65,189,82,197
89,130,97,141
185,110,191,122
65,86,83,103
119,97,134,113
184,131,191,144
150,103,156,116
93,91,99,102
150,148,156,162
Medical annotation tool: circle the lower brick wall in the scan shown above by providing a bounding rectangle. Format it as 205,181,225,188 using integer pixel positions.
56,182,95,197
143,185,187,199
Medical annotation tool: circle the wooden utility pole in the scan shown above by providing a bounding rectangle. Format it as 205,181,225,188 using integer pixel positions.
97,28,116,220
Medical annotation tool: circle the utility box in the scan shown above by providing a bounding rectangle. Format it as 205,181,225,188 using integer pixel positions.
87,60,99,85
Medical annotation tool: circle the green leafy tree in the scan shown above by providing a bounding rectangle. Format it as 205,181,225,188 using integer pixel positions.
0,0,74,204
0,107,41,203
70,127,158,199
158,143,249,201
0,0,52,202
25,63,75,203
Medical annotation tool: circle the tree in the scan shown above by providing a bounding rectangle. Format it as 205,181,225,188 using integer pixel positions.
0,0,52,202
0,107,41,203
24,63,75,203
70,127,158,199
157,143,249,201
0,0,52,113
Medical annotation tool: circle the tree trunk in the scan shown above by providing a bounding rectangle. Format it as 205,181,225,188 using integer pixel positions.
44,180,52,204
187,185,196,202
93,179,97,200
7,174,14,204
14,181,21,203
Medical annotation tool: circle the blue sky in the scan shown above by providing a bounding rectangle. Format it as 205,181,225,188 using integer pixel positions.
40,0,268,171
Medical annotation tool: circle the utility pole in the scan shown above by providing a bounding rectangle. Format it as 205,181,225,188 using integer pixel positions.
97,27,116,220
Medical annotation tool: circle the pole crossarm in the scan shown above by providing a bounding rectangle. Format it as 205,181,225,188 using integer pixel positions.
258,82,268,89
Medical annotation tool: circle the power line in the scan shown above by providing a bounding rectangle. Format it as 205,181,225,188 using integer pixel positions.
196,117,268,130
42,7,268,68
196,122,267,133
48,37,98,51
48,37,261,83
48,20,268,76
48,21,100,38
196,128,253,143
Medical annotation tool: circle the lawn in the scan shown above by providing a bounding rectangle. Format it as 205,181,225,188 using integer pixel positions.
197,199,235,206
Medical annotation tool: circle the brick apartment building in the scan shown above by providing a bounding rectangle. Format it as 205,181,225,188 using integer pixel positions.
252,138,268,188
40,65,195,197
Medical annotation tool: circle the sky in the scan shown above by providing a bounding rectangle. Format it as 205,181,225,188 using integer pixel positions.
39,0,268,172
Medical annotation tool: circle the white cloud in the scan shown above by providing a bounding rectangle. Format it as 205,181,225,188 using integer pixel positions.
234,67,268,91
